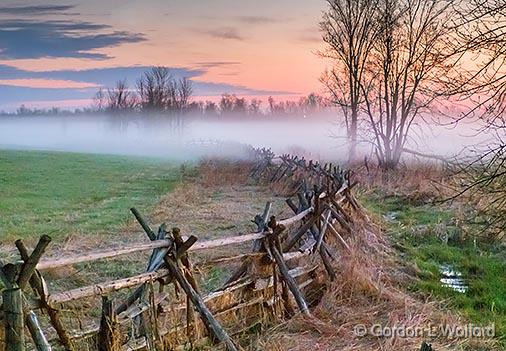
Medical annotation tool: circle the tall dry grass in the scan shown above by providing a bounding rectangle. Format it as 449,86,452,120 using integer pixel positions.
254,198,496,351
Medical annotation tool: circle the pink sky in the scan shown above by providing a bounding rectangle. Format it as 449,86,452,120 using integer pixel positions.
0,1,329,110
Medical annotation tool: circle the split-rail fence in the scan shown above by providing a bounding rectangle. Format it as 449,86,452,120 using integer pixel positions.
0,148,363,351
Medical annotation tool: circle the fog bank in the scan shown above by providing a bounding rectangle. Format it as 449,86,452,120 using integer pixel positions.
0,115,492,161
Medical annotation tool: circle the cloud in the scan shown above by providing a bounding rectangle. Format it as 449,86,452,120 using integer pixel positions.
0,85,97,106
0,20,145,59
297,26,322,43
204,27,244,41
0,64,203,87
0,78,99,89
0,4,76,16
193,81,296,96
298,34,322,43
233,16,278,24
194,61,241,69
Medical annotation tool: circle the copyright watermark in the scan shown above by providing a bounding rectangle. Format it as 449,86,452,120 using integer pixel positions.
353,323,495,339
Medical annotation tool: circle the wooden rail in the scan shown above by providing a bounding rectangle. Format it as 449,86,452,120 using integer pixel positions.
36,208,314,271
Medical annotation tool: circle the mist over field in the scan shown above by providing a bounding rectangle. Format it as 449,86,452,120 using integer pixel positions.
0,114,491,161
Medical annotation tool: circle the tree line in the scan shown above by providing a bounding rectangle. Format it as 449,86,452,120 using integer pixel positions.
92,66,329,117
2,67,330,118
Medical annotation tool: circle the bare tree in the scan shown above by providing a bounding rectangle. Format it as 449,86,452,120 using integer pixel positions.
320,0,380,162
106,80,137,112
248,99,262,115
137,67,193,114
93,88,107,112
360,0,461,169
137,66,172,112
219,94,246,115
176,77,193,112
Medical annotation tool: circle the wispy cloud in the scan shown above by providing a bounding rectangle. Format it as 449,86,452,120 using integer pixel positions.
0,78,99,89
193,81,296,96
233,15,279,24
0,20,145,59
0,4,76,16
203,27,244,41
0,65,203,87
193,61,241,69
298,34,321,43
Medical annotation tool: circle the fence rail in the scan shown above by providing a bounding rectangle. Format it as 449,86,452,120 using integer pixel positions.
0,148,364,351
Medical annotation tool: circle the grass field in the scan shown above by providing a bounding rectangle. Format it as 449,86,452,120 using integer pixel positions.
361,190,506,345
0,149,181,246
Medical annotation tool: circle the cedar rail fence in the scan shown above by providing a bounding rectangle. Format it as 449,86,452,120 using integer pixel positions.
0,148,364,351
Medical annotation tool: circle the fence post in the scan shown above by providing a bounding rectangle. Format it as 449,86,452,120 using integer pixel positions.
3,286,25,351
98,296,120,351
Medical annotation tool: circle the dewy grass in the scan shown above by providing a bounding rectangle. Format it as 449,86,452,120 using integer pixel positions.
0,149,182,244
360,189,506,346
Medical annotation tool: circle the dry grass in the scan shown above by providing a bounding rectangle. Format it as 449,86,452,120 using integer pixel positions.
353,161,453,204
255,206,497,351
198,158,254,187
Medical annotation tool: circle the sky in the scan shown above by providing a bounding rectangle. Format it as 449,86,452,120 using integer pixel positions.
0,0,328,111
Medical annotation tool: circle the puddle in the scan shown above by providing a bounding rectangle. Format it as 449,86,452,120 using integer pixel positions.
440,264,468,293
383,211,398,222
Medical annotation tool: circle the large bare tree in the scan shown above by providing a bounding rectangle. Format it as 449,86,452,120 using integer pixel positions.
106,80,137,112
361,0,461,169
323,0,465,169
137,66,173,112
137,67,193,113
320,0,380,162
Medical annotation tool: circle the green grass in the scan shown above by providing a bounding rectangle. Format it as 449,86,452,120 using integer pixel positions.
0,149,182,244
361,190,506,345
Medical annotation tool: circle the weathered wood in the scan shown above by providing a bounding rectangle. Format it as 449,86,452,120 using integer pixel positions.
318,246,336,281
116,223,169,315
269,243,310,316
189,232,265,251
35,210,311,271
3,287,25,351
16,240,74,350
175,235,198,260
26,310,52,351
315,211,331,252
98,296,121,351
118,291,170,321
267,219,310,316
325,204,352,233
198,251,305,267
327,223,352,253
36,240,172,271
66,276,274,344
283,214,319,252
285,203,337,264
130,207,156,241
163,256,238,351
48,269,170,305
221,202,272,289
114,254,166,315
2,263,20,284
278,207,313,226
16,235,51,290
172,228,199,341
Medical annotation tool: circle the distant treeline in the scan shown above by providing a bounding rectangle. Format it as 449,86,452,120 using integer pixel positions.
2,67,331,119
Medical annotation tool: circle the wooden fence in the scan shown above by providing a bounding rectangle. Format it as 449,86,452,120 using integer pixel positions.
0,148,363,351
